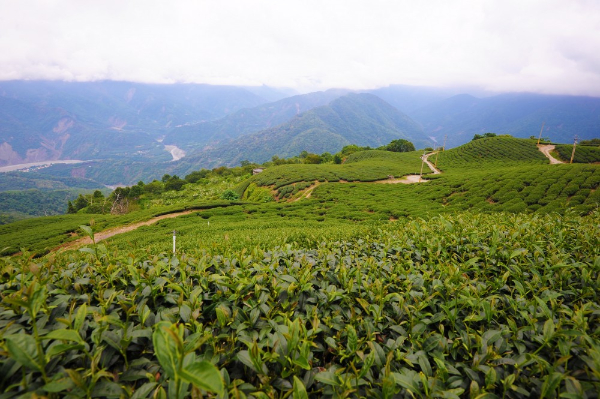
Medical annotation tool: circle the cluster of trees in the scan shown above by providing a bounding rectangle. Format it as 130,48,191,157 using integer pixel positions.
472,132,497,141
67,191,106,214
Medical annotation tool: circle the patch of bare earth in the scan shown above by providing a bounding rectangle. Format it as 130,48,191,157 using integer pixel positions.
376,175,428,184
538,144,564,164
423,152,442,174
55,210,197,252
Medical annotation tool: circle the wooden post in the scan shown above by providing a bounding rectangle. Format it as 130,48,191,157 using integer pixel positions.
570,136,578,164
537,121,545,145
443,135,447,151
419,150,426,182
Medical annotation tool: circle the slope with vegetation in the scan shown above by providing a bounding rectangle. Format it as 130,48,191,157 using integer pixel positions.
174,93,428,170
0,136,599,398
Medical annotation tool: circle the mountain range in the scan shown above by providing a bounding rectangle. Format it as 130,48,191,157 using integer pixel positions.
1,80,599,186
174,93,428,171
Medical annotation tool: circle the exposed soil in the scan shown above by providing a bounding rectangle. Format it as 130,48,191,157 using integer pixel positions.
538,144,564,164
423,152,442,174
375,175,429,184
55,210,198,252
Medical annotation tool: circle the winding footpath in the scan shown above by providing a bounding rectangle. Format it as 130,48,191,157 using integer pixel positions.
55,210,197,251
537,144,564,164
423,152,442,174
57,153,444,252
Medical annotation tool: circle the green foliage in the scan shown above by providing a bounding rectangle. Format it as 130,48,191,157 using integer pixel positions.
472,132,497,141
236,151,423,196
436,137,547,170
580,138,600,146
221,189,240,200
554,144,600,163
384,138,415,152
0,212,599,397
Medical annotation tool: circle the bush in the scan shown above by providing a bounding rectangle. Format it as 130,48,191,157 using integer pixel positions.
221,189,239,200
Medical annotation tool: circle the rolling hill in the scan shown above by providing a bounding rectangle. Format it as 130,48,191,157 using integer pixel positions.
1,135,598,398
163,89,350,151
174,93,429,170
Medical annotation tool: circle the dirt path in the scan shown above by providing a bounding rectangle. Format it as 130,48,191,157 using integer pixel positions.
538,144,564,164
423,152,442,174
375,175,429,184
56,210,197,251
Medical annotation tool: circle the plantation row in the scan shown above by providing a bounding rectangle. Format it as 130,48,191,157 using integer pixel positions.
235,151,423,197
0,212,598,398
1,162,598,257
554,145,600,164
435,137,547,170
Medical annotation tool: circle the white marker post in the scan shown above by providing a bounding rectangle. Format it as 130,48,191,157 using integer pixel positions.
173,230,177,254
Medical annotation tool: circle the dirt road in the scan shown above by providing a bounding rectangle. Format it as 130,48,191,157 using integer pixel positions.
538,144,564,164
56,210,197,251
423,152,442,174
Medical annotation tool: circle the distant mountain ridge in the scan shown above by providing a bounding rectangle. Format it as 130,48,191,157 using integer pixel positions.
164,89,350,151
175,93,428,171
0,80,273,166
409,92,600,147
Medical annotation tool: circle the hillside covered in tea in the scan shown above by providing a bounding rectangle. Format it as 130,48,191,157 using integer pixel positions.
0,136,599,398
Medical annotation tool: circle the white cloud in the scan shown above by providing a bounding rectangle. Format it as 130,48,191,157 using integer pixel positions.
0,0,599,95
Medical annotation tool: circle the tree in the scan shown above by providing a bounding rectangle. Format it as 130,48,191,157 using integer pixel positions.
473,132,496,141
333,154,342,164
304,154,322,164
164,175,185,191
67,200,76,214
185,169,209,183
386,139,415,153
74,194,88,211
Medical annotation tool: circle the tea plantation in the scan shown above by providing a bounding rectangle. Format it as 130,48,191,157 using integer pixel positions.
1,137,599,398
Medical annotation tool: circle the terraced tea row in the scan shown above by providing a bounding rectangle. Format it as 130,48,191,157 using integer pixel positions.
1,212,598,397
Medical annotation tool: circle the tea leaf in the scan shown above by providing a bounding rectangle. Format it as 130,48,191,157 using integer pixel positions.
4,334,43,372
292,375,309,399
180,361,224,395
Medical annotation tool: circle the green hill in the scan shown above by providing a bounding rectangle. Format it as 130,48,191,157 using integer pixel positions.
164,89,350,150
175,93,428,171
1,135,599,398
435,136,548,170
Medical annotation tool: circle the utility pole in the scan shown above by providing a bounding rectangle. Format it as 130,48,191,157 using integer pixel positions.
570,136,579,164
537,121,546,145
419,150,426,182
443,135,447,151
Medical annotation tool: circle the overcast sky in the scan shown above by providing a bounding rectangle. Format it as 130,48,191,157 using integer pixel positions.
1,0,599,96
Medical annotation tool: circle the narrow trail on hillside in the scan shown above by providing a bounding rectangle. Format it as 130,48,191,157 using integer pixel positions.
538,144,564,164
423,152,442,174
55,210,198,252
58,153,446,251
